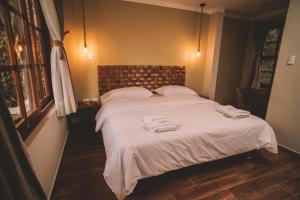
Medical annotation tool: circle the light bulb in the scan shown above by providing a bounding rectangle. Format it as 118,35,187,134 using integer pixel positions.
83,46,88,53
88,52,93,59
196,51,201,57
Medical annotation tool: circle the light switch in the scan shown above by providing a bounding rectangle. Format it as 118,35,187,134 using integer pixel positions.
287,55,296,65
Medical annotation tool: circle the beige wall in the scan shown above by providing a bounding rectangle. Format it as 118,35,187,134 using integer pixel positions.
63,0,210,99
215,17,249,105
25,107,68,198
266,0,300,154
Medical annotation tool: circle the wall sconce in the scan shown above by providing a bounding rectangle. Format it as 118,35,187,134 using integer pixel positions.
196,3,206,57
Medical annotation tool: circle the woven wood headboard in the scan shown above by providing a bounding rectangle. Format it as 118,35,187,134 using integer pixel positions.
98,65,185,95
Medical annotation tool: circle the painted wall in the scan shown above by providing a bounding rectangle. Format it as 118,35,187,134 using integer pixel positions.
25,106,68,198
63,0,210,99
215,17,249,105
266,0,300,154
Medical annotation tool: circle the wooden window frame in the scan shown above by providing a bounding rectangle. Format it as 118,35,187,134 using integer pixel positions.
0,0,53,140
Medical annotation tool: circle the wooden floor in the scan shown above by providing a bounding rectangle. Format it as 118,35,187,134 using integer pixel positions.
51,124,300,200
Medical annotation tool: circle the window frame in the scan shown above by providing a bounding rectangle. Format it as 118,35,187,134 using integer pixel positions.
260,20,285,89
0,0,53,140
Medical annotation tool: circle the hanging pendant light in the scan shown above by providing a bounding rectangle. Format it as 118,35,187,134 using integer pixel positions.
82,0,88,54
196,3,206,57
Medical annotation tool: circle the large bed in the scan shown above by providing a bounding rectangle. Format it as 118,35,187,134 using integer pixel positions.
96,65,278,200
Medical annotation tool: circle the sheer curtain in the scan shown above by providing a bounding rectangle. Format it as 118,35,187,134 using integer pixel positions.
39,0,77,117
251,22,269,89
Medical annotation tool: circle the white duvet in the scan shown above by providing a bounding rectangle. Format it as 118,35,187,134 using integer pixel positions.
95,96,277,200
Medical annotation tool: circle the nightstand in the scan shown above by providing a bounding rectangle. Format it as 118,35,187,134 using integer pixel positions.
67,100,101,132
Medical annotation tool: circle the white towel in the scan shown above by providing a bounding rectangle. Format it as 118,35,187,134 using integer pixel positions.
217,105,250,119
142,115,180,133
142,115,166,125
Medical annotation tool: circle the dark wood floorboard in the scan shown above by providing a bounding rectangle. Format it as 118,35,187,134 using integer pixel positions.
51,124,300,200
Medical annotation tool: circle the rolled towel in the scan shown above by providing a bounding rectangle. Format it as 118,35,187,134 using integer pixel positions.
217,105,250,119
142,115,180,133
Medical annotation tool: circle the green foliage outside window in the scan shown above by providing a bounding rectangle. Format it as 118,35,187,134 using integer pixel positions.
260,26,282,88
265,29,280,43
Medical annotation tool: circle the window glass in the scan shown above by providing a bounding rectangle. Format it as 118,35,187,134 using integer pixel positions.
260,72,272,85
10,12,31,65
262,43,276,56
265,28,280,43
34,30,45,64
0,0,52,137
29,27,48,98
261,59,275,72
24,0,39,27
0,70,22,121
0,7,11,66
260,24,283,88
7,0,22,12
40,65,49,97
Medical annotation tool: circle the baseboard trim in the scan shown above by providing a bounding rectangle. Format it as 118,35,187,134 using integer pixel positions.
47,130,69,200
278,144,300,157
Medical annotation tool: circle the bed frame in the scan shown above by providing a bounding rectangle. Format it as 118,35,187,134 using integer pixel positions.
98,65,185,95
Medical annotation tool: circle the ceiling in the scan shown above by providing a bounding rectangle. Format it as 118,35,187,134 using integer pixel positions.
124,0,290,18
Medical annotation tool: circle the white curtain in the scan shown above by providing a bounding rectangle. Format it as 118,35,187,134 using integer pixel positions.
250,22,269,89
251,57,262,89
39,0,77,117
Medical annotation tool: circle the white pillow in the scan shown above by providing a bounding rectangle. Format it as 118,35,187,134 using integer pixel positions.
154,85,197,96
101,87,153,103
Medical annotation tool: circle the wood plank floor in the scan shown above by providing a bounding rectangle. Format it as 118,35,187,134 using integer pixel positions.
51,124,300,200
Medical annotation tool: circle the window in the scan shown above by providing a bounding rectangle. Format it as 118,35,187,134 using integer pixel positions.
260,22,284,88
0,0,52,139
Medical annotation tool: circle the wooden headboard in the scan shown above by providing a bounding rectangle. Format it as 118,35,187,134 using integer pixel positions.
98,65,185,95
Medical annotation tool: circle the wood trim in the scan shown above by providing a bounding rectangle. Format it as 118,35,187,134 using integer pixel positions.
278,145,300,157
19,100,54,140
98,65,185,95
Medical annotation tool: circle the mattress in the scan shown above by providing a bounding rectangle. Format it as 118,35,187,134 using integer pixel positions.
95,95,277,199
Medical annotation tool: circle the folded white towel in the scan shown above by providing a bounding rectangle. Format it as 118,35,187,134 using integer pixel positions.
142,115,180,133
142,115,166,125
217,105,250,119
150,123,180,133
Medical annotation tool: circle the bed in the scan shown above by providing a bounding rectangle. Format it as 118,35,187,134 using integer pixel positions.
96,65,278,200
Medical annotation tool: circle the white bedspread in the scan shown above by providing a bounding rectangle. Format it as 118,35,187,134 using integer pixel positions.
95,96,277,200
